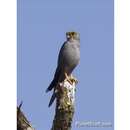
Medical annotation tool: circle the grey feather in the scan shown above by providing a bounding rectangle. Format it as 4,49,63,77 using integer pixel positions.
46,32,80,107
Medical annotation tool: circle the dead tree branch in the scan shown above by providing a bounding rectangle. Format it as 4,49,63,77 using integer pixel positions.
17,102,35,130
51,77,77,130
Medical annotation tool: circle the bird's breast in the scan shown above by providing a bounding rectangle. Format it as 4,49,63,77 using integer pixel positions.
63,42,80,68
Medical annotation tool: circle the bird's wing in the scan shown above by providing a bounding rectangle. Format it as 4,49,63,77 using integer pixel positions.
46,66,61,92
48,91,56,107
46,42,67,92
57,41,67,66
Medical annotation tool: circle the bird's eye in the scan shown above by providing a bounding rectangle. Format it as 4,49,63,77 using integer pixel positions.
67,34,70,39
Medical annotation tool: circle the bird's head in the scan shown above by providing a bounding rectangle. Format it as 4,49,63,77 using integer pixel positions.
66,31,80,41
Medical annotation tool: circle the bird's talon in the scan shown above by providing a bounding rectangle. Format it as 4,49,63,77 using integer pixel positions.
65,73,78,84
73,77,78,84
70,76,78,84
66,78,73,85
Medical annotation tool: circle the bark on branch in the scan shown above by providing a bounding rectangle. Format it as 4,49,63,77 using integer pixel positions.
17,102,35,130
51,77,77,130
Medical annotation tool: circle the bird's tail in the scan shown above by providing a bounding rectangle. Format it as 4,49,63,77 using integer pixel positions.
48,92,56,107
46,79,57,93
46,66,61,93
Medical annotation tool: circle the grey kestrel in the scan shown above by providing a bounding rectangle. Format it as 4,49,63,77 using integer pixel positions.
46,31,80,107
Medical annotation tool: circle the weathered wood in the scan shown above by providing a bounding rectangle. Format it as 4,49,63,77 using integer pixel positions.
17,103,34,130
51,77,77,130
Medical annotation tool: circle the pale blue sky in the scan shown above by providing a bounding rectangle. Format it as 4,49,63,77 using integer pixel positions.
17,0,114,130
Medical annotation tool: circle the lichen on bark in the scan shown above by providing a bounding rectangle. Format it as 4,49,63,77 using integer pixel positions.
51,77,77,130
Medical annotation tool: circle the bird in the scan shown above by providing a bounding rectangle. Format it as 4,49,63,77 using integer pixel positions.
46,31,80,107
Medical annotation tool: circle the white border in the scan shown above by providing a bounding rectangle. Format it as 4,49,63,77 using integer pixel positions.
0,0,130,129
115,0,130,130
0,0,16,129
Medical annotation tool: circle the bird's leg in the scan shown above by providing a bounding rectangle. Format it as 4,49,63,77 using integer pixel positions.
65,72,73,85
65,73,78,85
